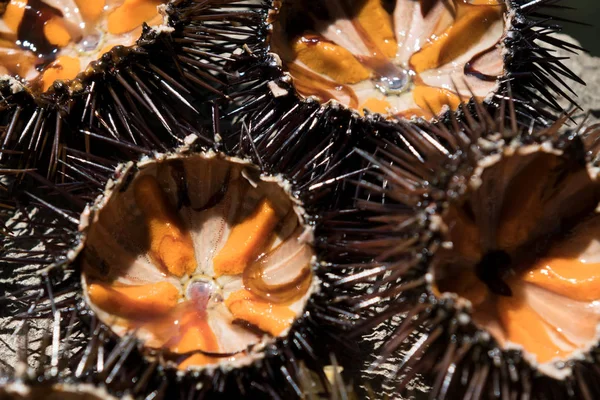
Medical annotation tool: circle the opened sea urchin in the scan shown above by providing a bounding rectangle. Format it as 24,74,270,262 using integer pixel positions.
0,0,263,180
272,0,507,119
0,120,371,398
229,0,582,125
81,152,316,371
0,0,166,92
346,100,600,398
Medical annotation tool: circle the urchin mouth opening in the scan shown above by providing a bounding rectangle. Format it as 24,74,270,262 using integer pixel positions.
474,250,513,297
0,0,166,91
80,153,316,371
270,0,505,119
432,148,600,365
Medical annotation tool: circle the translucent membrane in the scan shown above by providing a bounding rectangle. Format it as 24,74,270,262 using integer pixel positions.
271,0,505,119
433,150,600,364
0,0,164,91
81,155,314,370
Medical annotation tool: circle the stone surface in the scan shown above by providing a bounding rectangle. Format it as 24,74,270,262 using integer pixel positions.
557,34,600,118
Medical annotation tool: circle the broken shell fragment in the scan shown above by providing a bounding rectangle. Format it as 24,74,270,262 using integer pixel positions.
80,151,316,371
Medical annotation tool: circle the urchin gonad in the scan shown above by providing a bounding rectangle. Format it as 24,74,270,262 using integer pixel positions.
0,0,166,92
80,152,316,370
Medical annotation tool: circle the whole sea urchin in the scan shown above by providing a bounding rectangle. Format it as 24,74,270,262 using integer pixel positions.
345,99,600,399
234,0,583,124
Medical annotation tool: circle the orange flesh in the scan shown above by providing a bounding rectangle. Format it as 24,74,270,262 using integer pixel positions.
43,18,72,47
360,98,392,115
172,322,218,353
287,62,360,109
225,289,296,336
134,175,197,278
354,0,398,59
497,287,572,363
524,258,600,303
41,56,81,91
470,0,504,4
443,248,600,365
75,0,105,23
178,353,217,369
292,37,371,85
4,0,26,33
213,198,279,277
88,281,179,318
117,300,220,369
171,320,220,369
290,0,396,85
412,85,462,115
409,5,502,73
107,0,163,35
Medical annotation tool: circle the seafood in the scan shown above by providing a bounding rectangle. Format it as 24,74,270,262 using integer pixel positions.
346,99,600,397
272,0,506,118
80,152,316,370
0,0,165,91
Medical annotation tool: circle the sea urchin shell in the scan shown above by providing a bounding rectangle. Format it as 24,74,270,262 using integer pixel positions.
271,0,506,119
80,151,317,372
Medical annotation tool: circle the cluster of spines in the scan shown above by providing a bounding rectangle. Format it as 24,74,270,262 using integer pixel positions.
501,0,586,117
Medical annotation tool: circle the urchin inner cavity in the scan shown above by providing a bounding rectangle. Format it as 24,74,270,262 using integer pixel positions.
81,154,315,370
271,0,505,119
0,0,165,91
433,149,600,364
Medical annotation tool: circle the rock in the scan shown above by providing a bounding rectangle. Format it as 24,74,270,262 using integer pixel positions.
556,34,600,118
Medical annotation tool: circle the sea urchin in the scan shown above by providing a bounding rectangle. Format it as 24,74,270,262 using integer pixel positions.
256,0,583,122
80,151,317,371
349,101,600,398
